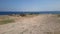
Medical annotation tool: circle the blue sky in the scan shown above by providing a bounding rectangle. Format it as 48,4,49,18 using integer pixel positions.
0,0,60,11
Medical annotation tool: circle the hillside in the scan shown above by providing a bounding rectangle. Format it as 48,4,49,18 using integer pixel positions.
0,14,60,34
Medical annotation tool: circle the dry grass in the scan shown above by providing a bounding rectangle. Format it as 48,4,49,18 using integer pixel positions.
0,15,15,25
0,14,60,34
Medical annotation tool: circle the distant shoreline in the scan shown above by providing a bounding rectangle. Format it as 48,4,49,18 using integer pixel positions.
0,11,60,15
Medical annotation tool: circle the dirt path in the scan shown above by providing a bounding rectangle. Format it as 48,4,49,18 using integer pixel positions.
0,14,60,34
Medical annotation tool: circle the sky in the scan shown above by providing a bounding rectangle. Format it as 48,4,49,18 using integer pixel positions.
0,0,60,11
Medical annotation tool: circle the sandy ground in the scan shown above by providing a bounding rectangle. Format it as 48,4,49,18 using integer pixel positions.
0,14,60,34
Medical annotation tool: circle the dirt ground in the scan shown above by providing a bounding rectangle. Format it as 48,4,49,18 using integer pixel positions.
0,14,60,34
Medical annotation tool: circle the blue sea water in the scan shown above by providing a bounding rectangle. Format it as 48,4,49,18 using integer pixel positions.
0,11,60,15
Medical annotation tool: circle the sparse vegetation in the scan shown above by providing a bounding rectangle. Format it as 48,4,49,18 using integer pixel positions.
57,14,60,17
0,19,14,25
20,14,26,17
54,31,60,34
45,32,53,34
0,16,15,25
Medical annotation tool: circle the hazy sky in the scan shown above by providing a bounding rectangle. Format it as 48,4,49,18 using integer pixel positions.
0,0,60,11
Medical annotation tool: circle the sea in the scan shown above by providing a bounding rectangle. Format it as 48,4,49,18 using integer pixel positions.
0,11,60,15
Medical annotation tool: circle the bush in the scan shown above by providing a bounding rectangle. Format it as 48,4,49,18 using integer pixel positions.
57,15,60,17
20,14,26,17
